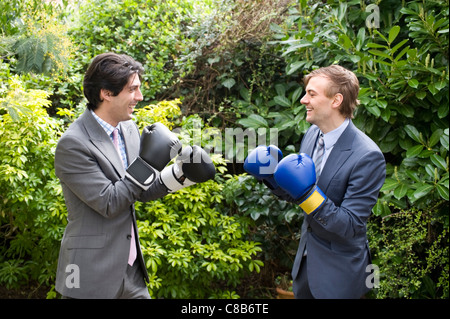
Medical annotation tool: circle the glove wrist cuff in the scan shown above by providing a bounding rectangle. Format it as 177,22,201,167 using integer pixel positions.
298,185,326,214
160,164,184,192
126,157,158,190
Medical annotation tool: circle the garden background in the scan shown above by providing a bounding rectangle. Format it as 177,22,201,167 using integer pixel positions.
0,0,448,299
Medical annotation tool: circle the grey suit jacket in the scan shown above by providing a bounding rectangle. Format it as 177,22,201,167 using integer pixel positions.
54,109,169,298
292,121,386,298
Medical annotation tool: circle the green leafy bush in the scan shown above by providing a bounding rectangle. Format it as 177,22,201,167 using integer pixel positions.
0,76,66,291
68,0,209,101
368,209,448,298
137,178,263,298
1,0,74,77
132,105,263,298
222,174,301,270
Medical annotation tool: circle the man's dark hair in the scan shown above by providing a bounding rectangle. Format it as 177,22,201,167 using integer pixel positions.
83,53,144,110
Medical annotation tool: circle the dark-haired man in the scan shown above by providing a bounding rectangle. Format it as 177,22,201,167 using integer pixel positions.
54,53,214,298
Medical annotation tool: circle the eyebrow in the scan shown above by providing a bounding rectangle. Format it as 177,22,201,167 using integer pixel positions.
127,73,141,89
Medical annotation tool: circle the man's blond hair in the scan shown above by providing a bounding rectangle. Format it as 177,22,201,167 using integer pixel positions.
303,65,360,118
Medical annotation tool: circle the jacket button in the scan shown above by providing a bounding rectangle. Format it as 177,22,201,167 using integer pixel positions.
127,234,132,239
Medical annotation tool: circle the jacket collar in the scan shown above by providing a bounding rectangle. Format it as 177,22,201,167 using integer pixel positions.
317,121,356,190
78,109,139,177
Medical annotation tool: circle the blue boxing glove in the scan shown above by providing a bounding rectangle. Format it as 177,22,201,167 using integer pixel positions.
244,145,282,189
244,145,295,200
274,153,326,214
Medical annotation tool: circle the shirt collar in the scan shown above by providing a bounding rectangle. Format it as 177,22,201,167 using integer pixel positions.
90,110,121,136
321,118,349,150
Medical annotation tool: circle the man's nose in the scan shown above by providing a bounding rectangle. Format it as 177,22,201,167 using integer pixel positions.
300,95,308,104
135,88,143,101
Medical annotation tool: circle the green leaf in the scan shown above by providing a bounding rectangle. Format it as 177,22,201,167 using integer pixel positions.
436,184,449,201
394,183,408,200
430,154,447,170
406,145,423,158
222,78,236,89
237,114,268,129
291,86,303,103
355,27,366,51
366,42,388,49
372,200,390,217
440,129,449,149
275,83,286,97
365,104,381,117
376,99,388,109
415,91,427,100
404,125,422,143
274,95,292,107
388,25,401,43
407,79,419,88
381,178,400,191
239,88,250,102
412,184,434,201
429,129,443,148
396,103,414,118
339,33,352,50
428,82,438,95
286,61,305,75
369,49,391,60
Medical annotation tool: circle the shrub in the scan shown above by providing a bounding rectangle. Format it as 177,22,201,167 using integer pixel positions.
222,174,301,270
133,104,264,298
368,209,449,298
68,0,209,102
0,76,66,292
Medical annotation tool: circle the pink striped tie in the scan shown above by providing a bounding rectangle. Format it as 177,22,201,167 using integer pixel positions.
112,129,137,266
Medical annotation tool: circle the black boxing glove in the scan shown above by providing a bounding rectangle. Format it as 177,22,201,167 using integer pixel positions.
126,123,181,190
160,145,215,192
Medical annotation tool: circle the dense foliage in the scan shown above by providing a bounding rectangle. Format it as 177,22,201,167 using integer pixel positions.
0,0,448,299
0,76,66,291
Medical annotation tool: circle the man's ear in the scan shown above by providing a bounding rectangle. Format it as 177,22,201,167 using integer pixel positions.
332,93,344,109
100,89,113,102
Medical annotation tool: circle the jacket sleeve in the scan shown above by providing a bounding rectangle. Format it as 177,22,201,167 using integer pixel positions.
306,149,386,240
54,133,166,218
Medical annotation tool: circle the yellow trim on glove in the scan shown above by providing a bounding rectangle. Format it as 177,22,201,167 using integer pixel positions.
299,186,326,214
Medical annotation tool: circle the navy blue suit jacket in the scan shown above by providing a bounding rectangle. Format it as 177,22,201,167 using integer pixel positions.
292,121,386,298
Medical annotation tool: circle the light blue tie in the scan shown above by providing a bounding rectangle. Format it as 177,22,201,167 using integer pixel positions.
312,133,324,181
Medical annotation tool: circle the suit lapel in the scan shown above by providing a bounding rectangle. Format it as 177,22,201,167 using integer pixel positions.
300,125,320,157
121,121,140,165
80,109,126,177
318,121,356,190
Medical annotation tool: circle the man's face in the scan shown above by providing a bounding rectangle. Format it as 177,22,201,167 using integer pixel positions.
300,75,336,130
108,73,143,124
